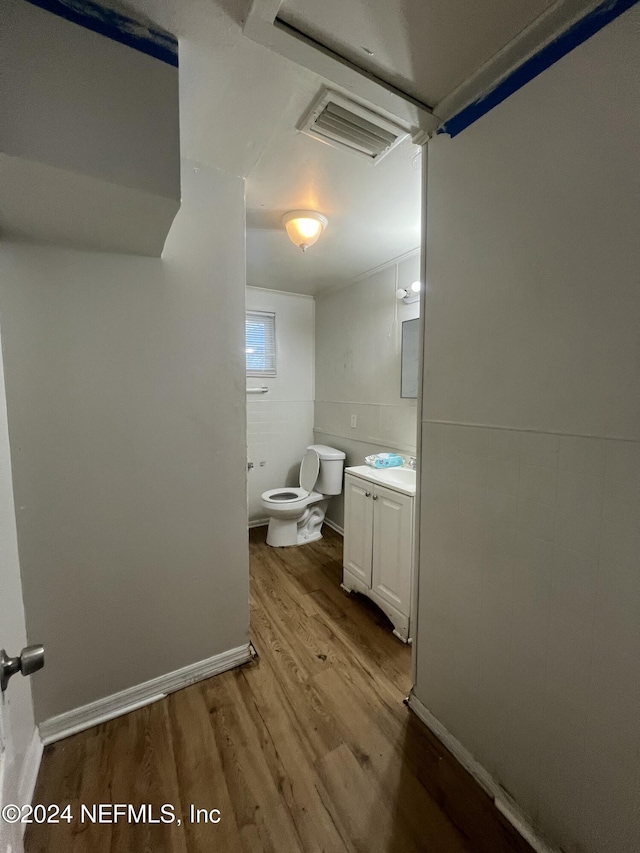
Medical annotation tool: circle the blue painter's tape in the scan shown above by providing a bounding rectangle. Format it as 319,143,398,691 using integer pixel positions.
25,0,178,67
439,0,639,137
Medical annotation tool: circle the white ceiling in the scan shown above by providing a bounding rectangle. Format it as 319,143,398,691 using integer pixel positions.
245,101,422,294
120,0,422,294
278,0,556,106
104,0,584,295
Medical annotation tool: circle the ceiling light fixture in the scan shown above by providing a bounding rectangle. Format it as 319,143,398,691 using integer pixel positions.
282,210,328,252
397,281,421,304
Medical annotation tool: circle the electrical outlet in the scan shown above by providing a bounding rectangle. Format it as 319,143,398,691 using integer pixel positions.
350,414,357,428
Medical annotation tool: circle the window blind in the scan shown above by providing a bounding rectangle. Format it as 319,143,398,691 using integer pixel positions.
246,311,276,376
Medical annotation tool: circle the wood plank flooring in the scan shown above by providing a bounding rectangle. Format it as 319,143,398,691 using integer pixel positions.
26,527,534,853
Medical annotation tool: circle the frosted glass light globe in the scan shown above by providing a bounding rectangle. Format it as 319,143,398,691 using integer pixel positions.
282,210,328,252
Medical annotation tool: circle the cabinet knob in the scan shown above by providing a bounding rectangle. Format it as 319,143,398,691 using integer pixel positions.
365,492,371,497
372,495,378,500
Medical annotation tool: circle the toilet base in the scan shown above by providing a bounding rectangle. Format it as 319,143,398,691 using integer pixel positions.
265,500,328,547
266,523,323,548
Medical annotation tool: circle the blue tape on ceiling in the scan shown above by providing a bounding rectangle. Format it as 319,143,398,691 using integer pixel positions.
439,0,639,137
25,0,178,67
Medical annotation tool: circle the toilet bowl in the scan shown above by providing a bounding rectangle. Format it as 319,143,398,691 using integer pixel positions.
261,444,345,547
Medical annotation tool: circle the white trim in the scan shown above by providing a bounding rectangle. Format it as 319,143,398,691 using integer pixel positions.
349,247,420,285
323,517,343,537
17,728,43,826
246,285,314,300
248,516,344,536
41,695,166,746
406,693,560,853
252,515,342,535
243,1,436,135
411,143,428,685
422,418,640,444
315,400,417,409
39,644,252,745
313,429,417,457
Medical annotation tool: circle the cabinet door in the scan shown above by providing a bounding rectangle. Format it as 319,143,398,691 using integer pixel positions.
371,484,413,616
343,475,374,586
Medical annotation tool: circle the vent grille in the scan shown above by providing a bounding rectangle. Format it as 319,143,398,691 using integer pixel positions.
298,90,407,163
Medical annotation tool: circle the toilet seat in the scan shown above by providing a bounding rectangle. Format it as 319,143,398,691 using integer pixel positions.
262,486,308,503
298,449,320,492
261,448,323,509
261,487,321,508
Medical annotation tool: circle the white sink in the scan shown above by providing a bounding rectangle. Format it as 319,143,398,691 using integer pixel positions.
377,467,416,487
345,464,416,496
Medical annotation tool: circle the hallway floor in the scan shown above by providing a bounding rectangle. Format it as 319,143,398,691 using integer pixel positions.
26,527,533,853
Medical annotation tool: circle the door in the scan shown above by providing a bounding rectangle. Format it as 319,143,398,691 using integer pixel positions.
343,474,373,586
371,483,413,616
0,699,21,853
0,338,29,853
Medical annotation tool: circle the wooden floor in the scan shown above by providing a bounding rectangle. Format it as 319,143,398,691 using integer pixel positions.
26,527,533,853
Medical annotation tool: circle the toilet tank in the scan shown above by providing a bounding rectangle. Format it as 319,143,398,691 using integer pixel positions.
309,444,346,495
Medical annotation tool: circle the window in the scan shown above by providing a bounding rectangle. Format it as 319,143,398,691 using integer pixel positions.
246,311,276,376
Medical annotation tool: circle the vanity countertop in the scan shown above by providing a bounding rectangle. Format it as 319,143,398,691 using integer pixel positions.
345,465,416,497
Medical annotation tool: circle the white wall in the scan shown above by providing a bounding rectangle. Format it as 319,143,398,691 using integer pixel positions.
0,316,36,799
416,8,640,853
0,158,250,724
1,0,180,199
0,0,180,256
246,287,315,523
315,253,420,526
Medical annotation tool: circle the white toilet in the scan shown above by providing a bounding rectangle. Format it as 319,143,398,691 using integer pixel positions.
261,444,346,547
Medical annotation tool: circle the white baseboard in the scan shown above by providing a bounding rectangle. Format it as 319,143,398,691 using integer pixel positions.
250,517,343,536
17,728,43,826
323,517,344,536
407,693,559,853
39,643,252,745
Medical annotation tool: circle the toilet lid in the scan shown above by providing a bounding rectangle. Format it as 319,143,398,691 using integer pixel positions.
299,448,320,493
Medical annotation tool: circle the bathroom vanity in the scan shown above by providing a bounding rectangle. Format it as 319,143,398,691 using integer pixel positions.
342,465,415,642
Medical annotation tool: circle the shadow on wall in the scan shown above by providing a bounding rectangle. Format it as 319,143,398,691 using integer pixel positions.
213,0,250,28
285,460,300,486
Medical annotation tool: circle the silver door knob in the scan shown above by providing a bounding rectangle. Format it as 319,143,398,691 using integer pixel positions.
0,645,45,692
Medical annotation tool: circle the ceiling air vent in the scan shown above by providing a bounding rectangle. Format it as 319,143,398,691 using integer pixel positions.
298,89,408,163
